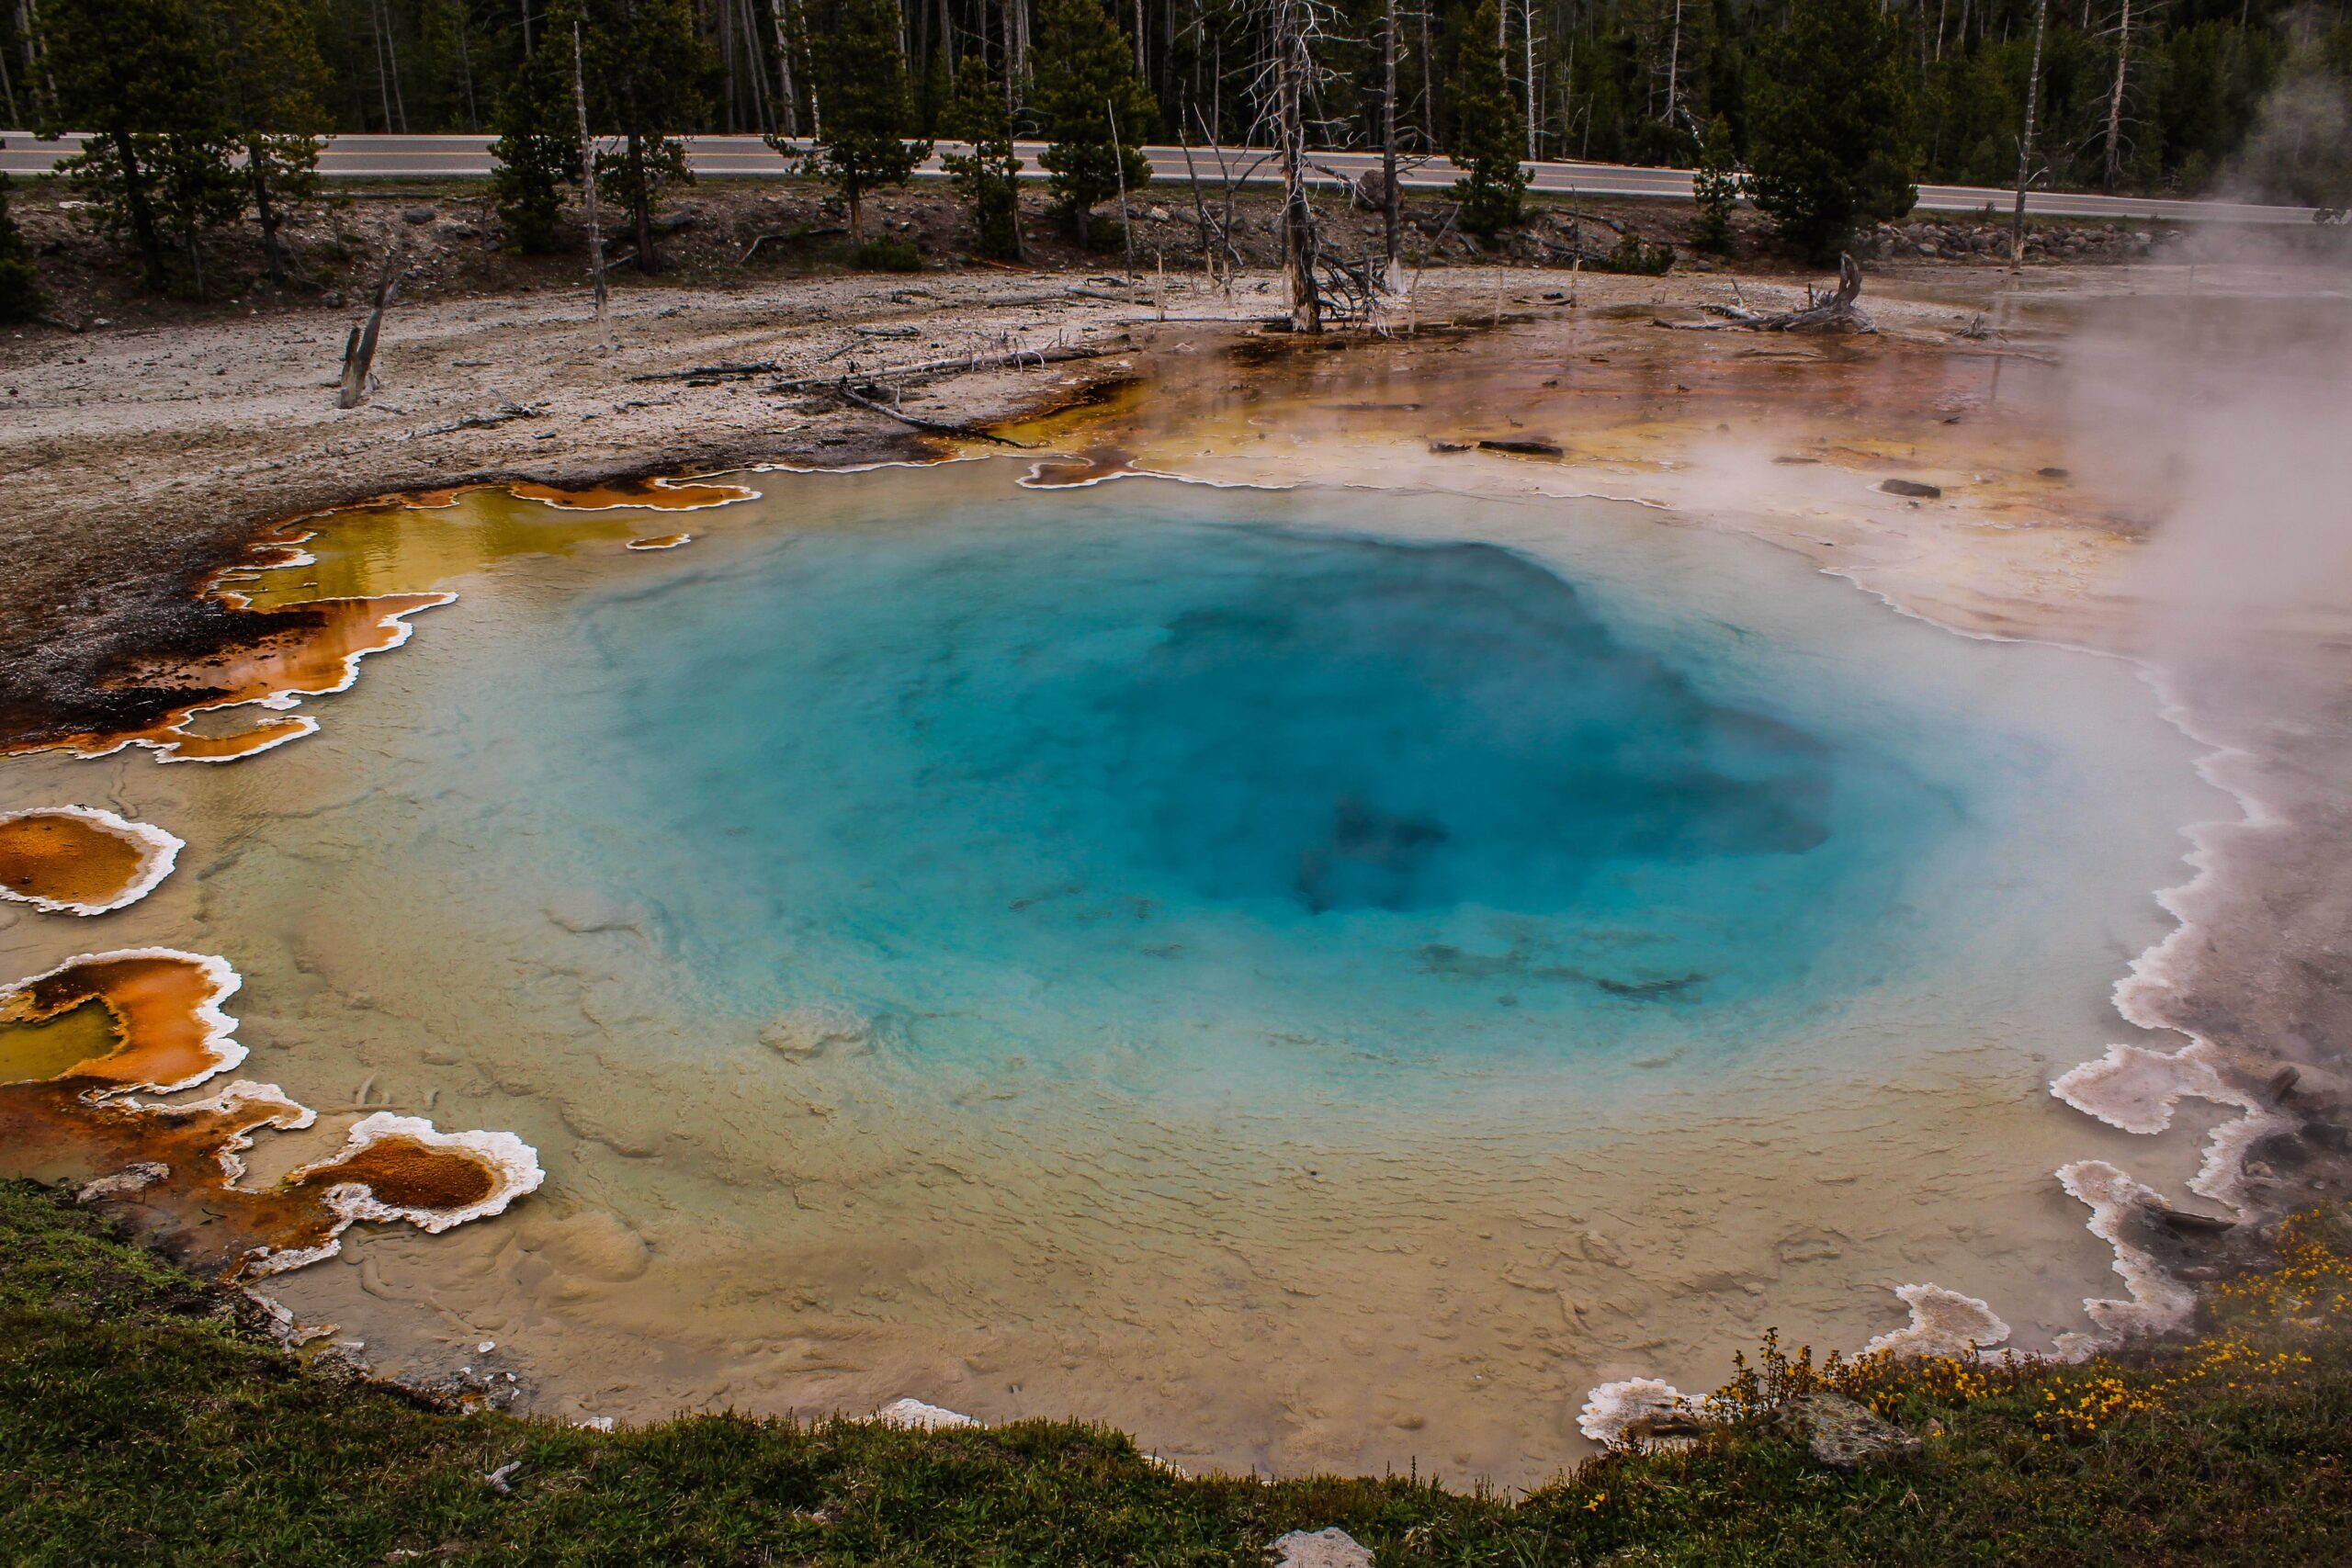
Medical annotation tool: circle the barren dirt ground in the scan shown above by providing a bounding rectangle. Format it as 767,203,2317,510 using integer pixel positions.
0,260,1999,739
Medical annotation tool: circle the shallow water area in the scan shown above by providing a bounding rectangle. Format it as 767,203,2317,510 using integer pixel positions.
0,459,2221,1484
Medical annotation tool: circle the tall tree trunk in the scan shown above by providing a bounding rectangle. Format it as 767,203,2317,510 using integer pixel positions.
457,11,479,131
249,141,287,284
521,0,534,54
1419,0,1435,141
572,19,608,324
1001,0,1017,111
1275,1,1317,332
771,0,802,135
108,126,166,290
739,0,772,131
2103,0,2132,192
382,0,411,131
1666,0,1682,128
371,0,399,131
21,0,54,116
1134,0,1145,76
2010,0,2047,270
1382,0,1400,273
627,127,656,271
1524,0,1536,156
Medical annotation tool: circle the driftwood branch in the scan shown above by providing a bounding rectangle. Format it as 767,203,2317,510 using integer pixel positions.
829,378,1036,447
394,401,545,442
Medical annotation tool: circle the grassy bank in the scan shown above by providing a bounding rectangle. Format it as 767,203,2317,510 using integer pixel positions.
3,1180,2346,1566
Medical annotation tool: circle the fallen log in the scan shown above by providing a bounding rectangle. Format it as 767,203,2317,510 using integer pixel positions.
627,361,782,382
1657,254,1875,334
829,378,1036,447
764,342,1110,394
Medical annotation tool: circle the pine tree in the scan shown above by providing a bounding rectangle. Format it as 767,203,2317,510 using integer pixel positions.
1748,0,1919,263
490,24,583,253
0,169,45,324
1690,112,1739,255
942,56,1023,262
787,0,931,246
39,0,234,293
1448,0,1528,239
1031,0,1154,246
580,0,713,274
196,0,329,285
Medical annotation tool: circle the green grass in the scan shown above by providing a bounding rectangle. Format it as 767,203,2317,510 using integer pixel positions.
3,1179,2347,1565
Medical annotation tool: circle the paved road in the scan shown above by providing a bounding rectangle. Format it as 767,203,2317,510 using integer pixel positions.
2,130,2318,224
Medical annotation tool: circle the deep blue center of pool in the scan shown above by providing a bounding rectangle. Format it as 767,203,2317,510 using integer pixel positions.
570,509,1964,1071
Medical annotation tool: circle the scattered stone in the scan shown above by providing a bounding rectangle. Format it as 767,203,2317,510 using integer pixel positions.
1428,440,1471,453
2152,1202,2238,1233
1272,1527,1374,1568
2036,466,2072,479
1476,437,1566,457
544,891,641,934
760,1002,872,1060
401,205,436,225
873,1397,978,1430
575,1414,616,1432
1878,478,1942,498
1765,1393,1922,1471
75,1161,170,1202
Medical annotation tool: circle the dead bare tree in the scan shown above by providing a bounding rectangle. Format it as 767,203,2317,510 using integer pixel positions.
2102,0,2136,193
572,18,609,333
337,254,401,409
2012,0,2049,270
1243,0,1373,333
1381,0,1402,283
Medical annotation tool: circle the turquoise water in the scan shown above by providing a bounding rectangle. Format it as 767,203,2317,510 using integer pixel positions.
564,507,1958,1087
0,463,2222,1482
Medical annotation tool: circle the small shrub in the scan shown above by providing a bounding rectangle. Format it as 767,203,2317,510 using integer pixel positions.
853,238,923,272
1691,114,1742,257
1603,233,1676,275
0,171,43,323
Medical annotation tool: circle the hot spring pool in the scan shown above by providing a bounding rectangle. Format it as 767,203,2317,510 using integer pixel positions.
0,462,2222,1482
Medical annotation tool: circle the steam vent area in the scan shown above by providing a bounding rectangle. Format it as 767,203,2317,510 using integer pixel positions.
5,204,2350,1541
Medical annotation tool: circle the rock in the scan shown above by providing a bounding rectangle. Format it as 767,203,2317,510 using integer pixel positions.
760,1002,872,1060
401,205,436,225
1428,440,1471,454
1147,205,1170,221
1877,478,1941,498
1476,437,1566,457
76,1161,170,1201
1272,1527,1374,1568
873,1397,978,1431
650,211,695,234
1765,1393,1921,1471
544,891,641,934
